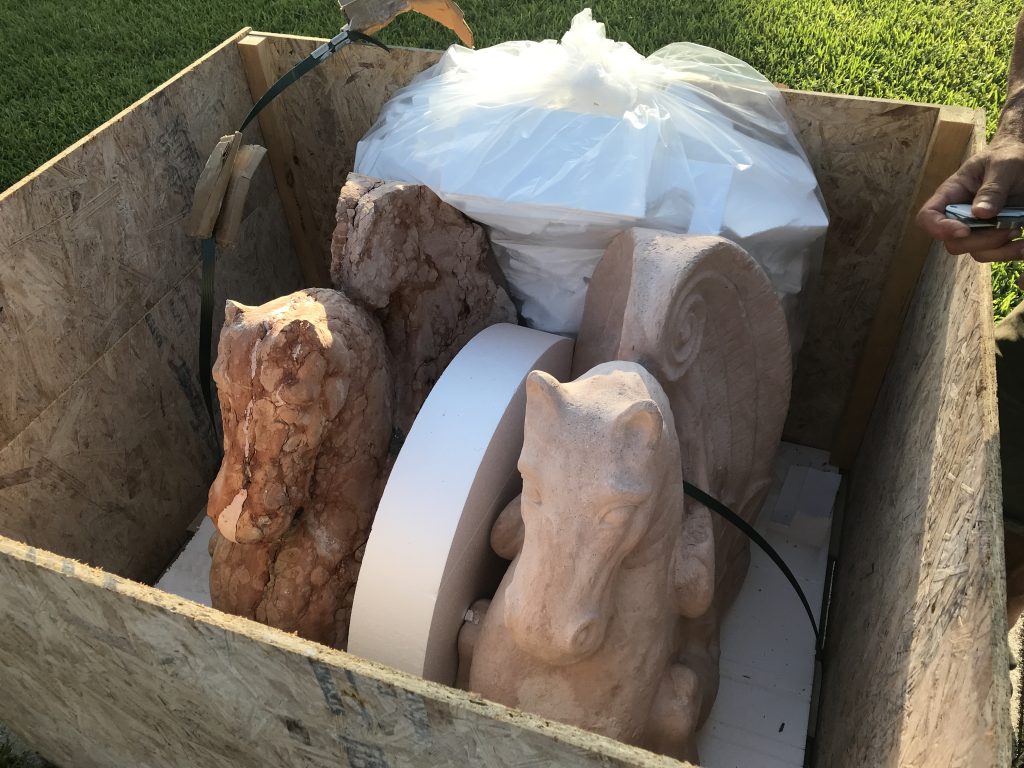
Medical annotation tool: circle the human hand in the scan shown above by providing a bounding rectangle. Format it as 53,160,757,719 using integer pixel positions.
916,135,1024,262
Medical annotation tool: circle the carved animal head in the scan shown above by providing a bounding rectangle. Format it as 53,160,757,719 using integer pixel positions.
207,290,357,544
503,363,683,665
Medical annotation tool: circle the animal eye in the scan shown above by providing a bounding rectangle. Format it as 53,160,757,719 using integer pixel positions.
601,505,635,526
522,483,542,507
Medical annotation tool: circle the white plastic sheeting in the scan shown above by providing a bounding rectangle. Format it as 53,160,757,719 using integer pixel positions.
356,9,828,346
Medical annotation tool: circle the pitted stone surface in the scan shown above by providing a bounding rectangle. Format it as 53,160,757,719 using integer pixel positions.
331,173,517,433
207,288,392,648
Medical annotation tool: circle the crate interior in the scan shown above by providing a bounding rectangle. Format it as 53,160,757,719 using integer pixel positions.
0,31,1008,768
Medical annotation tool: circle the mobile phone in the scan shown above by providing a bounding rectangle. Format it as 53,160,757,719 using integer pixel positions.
945,203,1024,230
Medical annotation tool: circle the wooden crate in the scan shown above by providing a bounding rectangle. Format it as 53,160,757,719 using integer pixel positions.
0,29,1008,768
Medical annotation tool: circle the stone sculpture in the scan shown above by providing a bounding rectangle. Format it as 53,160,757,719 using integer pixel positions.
460,363,716,761
460,230,791,761
573,228,791,607
206,288,392,648
331,173,517,434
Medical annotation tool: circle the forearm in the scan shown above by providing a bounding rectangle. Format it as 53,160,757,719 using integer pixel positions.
997,10,1024,141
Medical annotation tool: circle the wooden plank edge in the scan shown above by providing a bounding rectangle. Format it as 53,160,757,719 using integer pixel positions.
214,144,268,247
965,115,1012,768
829,106,983,468
782,90,983,115
0,28,253,202
249,30,442,55
186,132,243,238
0,532,688,768
236,34,331,287
973,251,1013,768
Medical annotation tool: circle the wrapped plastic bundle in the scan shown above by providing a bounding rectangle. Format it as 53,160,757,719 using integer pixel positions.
356,9,828,347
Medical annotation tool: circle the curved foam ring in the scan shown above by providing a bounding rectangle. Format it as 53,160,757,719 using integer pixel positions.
348,323,573,684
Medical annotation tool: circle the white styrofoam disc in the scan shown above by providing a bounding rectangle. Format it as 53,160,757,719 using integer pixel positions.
348,323,573,684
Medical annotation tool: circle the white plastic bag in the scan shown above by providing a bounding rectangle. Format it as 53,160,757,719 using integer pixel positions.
356,9,828,346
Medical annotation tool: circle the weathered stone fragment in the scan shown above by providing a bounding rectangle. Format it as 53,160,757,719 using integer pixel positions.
331,173,517,434
207,288,392,648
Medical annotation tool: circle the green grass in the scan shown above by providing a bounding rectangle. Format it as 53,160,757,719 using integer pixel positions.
0,737,37,768
0,0,1020,315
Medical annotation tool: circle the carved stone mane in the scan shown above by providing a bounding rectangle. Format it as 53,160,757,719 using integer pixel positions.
206,288,392,648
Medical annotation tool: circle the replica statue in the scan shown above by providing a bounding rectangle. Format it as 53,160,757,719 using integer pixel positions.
331,173,517,434
459,364,716,761
573,229,791,609
206,288,392,648
460,230,792,761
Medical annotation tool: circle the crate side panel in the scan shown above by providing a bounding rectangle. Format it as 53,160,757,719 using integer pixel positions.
0,539,685,768
245,36,441,280
781,93,938,450
0,30,262,446
815,235,1007,766
0,112,301,584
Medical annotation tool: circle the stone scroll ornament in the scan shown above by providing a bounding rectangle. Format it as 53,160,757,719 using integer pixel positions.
206,288,393,648
459,230,792,762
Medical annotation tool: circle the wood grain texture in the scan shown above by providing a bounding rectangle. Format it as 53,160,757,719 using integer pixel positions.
0,32,303,581
830,106,981,468
214,143,268,247
0,537,688,768
186,131,242,238
0,31,257,446
240,33,441,282
237,35,331,287
814,165,1009,767
780,92,940,451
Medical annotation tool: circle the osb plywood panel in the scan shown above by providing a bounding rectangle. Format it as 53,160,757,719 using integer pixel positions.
780,92,939,451
0,539,687,768
244,34,442,280
0,33,303,581
814,238,1008,766
0,30,270,446
829,106,981,468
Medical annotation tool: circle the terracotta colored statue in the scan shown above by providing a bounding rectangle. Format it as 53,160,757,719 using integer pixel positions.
206,288,392,648
574,228,790,630
331,173,517,434
460,363,716,761
460,230,791,761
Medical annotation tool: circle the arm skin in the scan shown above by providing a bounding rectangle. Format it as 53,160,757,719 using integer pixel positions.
917,11,1024,262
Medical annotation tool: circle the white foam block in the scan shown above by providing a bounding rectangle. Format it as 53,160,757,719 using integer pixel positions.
347,323,573,685
697,443,840,768
155,517,215,607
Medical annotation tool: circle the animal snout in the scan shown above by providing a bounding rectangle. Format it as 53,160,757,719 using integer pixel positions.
508,605,605,665
568,616,601,657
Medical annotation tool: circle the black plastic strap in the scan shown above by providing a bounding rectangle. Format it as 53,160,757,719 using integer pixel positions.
198,28,389,434
199,236,217,427
239,29,389,132
683,481,823,656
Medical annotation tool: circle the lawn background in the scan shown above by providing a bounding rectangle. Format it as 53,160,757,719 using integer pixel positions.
1,0,1022,315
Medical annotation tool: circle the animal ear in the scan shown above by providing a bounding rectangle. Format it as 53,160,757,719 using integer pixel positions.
615,399,663,452
525,370,565,415
224,300,247,325
526,369,561,398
